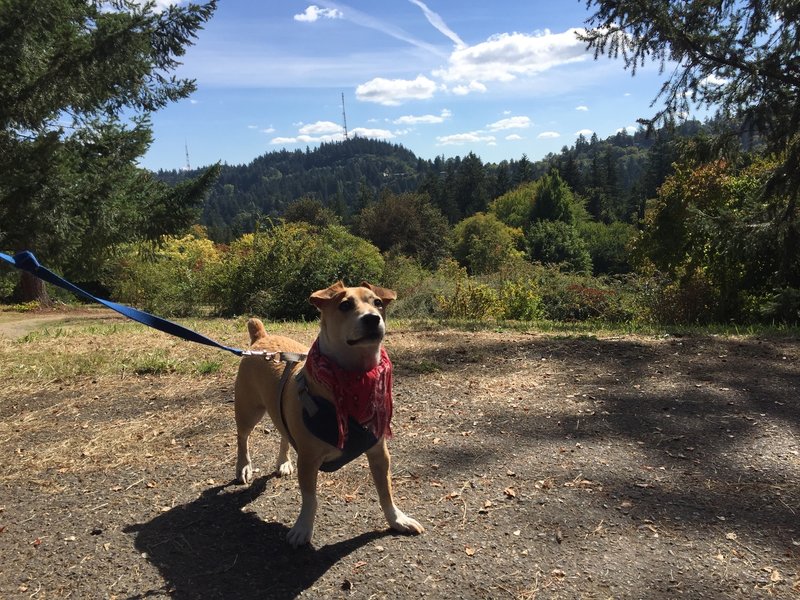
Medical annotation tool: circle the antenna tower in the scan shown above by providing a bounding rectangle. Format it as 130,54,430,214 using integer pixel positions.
184,140,191,171
341,92,349,140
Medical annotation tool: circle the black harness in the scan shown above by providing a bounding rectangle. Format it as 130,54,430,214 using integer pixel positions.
277,361,379,472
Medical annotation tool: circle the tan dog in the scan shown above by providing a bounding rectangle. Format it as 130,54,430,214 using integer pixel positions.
234,281,424,547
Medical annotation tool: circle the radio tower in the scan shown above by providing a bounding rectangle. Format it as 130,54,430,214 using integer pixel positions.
184,140,191,171
341,92,349,140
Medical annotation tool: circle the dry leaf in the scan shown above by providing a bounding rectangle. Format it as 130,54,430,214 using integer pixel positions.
770,569,782,583
504,487,517,498
725,532,737,540
465,546,476,556
484,500,493,508
551,569,566,578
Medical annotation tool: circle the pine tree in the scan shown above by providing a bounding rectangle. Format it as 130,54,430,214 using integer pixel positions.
0,0,218,302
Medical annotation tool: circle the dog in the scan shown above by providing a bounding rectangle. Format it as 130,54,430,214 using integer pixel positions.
234,281,424,547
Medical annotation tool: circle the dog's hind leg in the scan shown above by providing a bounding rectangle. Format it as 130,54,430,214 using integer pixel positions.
366,439,425,535
235,403,266,485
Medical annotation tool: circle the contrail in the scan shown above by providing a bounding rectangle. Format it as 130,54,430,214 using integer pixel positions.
408,0,466,49
315,0,448,57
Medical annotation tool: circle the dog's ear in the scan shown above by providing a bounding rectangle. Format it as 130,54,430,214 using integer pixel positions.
309,281,347,309
360,282,397,307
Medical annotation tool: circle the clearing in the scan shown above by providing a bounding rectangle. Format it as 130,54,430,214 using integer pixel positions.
0,309,799,598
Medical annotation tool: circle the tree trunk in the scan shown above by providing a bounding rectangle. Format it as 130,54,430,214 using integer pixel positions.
19,271,51,306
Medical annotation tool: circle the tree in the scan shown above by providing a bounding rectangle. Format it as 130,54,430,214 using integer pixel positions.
354,191,451,268
283,196,341,228
0,0,218,302
526,221,592,274
451,213,524,275
581,0,800,285
530,169,581,224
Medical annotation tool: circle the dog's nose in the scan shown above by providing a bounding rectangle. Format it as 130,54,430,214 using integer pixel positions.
361,313,381,329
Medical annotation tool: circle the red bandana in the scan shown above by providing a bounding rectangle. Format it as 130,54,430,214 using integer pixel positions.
304,339,393,449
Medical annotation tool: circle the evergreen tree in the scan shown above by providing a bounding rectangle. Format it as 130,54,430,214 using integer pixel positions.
582,0,800,285
0,0,218,302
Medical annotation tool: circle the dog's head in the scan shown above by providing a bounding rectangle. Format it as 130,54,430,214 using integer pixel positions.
310,281,396,371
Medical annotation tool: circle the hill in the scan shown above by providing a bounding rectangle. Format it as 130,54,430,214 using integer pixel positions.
155,120,708,241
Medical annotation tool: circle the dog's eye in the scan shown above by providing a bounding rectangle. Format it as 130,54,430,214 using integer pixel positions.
339,299,354,312
373,298,383,308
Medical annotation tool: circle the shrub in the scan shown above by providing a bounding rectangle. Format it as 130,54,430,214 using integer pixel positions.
107,231,221,317
526,220,592,274
579,221,636,275
209,223,384,320
498,279,543,321
436,279,503,320
451,213,524,275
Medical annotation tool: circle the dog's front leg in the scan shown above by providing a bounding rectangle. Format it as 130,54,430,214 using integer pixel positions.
286,454,320,547
366,439,424,535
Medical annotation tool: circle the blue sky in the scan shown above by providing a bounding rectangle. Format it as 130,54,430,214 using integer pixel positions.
142,0,681,171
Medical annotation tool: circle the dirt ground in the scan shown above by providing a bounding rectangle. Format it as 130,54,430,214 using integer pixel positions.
1,311,799,599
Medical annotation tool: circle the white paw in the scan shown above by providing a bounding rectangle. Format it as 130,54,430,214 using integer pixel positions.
286,520,314,547
388,509,425,535
237,463,253,485
276,460,295,477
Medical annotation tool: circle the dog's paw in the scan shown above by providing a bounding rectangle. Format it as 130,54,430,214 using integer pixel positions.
286,520,314,548
276,460,295,477
237,463,254,485
388,509,425,535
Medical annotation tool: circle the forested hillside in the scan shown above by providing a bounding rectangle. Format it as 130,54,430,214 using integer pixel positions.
156,120,705,242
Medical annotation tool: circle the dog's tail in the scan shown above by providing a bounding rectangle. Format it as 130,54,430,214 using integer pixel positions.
246,318,268,345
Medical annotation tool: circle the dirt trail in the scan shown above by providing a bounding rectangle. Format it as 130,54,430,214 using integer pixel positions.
1,318,799,598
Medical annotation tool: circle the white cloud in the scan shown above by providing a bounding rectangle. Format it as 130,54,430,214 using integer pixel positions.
575,105,589,111
351,127,395,139
393,109,451,125
575,128,594,137
505,134,523,141
408,0,465,48
261,126,276,134
701,74,728,86
294,5,343,22
451,80,487,96
616,125,638,134
537,131,561,139
128,0,183,13
433,29,588,84
487,115,531,131
356,75,438,105
436,132,496,145
298,121,342,135
247,125,259,130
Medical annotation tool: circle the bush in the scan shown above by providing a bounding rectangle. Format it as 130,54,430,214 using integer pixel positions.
451,213,524,275
579,221,636,275
107,231,221,317
631,268,719,325
436,279,503,320
209,223,385,319
526,220,592,273
498,279,543,321
533,266,634,323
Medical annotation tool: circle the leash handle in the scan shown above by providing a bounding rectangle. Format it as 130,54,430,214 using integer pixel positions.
0,250,244,356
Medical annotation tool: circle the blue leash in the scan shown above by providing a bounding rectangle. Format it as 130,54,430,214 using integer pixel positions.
0,250,244,356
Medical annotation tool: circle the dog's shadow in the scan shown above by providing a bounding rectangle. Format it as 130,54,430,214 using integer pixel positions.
124,476,390,599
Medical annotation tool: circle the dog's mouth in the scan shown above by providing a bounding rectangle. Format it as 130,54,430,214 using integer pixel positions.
346,332,383,346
